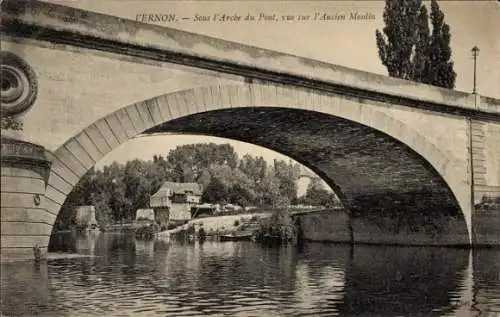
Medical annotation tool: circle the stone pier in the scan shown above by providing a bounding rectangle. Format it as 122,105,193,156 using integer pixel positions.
1,137,53,260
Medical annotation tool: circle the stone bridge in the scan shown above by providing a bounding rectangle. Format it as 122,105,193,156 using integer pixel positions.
1,0,499,259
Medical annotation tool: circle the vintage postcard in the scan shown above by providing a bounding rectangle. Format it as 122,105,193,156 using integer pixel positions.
1,0,499,316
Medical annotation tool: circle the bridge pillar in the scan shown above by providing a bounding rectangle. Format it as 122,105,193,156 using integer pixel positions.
470,119,500,246
1,136,53,261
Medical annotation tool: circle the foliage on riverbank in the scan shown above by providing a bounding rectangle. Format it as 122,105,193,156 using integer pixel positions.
254,210,299,245
476,196,500,210
171,221,229,242
56,143,335,230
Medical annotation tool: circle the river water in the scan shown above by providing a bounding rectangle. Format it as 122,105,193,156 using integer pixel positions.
1,231,499,317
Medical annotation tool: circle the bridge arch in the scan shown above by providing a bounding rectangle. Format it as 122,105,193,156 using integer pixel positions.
44,83,470,246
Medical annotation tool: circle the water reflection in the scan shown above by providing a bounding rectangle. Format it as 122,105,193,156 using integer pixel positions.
338,246,470,316
1,232,499,316
473,249,500,315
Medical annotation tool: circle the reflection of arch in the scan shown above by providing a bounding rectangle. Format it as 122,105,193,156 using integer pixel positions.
44,83,469,243
338,246,470,316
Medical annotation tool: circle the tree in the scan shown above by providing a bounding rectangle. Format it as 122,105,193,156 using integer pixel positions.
58,142,328,228
197,169,212,190
229,183,253,208
167,143,239,175
169,163,183,182
298,177,339,207
207,163,234,187
412,4,430,82
376,0,456,88
108,177,128,222
259,171,281,207
426,0,456,88
272,159,299,203
202,163,256,206
279,178,297,204
202,178,229,204
239,154,259,180
123,160,150,208
376,0,422,80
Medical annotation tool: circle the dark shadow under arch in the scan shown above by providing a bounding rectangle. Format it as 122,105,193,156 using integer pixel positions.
144,107,469,245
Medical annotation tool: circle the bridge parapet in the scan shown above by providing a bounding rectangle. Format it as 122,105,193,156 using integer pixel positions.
1,0,499,118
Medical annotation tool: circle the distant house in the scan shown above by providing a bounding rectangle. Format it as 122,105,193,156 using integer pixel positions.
150,182,203,227
135,208,155,224
75,205,98,229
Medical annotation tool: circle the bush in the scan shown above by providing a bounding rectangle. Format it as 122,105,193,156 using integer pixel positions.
254,210,298,245
234,220,240,227
186,224,196,235
199,227,206,240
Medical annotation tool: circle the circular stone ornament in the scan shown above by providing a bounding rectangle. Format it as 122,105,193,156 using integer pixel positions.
1,51,38,116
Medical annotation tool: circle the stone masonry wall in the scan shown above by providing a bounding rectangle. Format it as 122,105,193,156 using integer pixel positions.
298,209,352,243
298,210,469,246
1,140,54,260
471,120,500,246
1,40,244,153
351,215,470,246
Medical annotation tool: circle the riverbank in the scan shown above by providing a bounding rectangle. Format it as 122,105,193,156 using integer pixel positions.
157,212,271,239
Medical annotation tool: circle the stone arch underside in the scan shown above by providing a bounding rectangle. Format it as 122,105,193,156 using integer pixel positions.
44,83,470,246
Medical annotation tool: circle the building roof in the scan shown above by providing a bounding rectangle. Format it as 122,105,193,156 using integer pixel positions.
151,181,203,199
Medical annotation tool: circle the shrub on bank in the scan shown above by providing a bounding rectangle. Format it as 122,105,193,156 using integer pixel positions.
254,210,298,245
198,226,206,241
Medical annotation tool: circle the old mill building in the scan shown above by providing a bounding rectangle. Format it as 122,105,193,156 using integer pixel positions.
149,182,203,227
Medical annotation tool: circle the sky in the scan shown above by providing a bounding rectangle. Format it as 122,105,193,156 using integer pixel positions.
45,0,500,175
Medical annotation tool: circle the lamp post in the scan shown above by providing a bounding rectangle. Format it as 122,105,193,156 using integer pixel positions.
471,46,479,94
470,46,480,244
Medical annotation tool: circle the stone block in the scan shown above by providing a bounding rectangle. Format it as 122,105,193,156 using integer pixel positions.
105,113,129,144
65,139,96,168
1,207,56,224
144,98,163,126
1,235,51,249
85,124,113,155
94,118,120,149
299,209,352,243
1,176,46,195
1,222,53,236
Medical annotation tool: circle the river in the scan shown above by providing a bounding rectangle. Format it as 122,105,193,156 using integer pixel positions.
1,231,499,316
